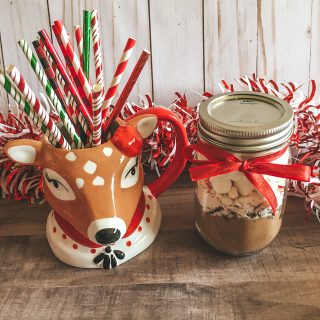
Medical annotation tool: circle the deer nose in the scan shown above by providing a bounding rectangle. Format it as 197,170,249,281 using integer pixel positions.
95,228,121,244
87,218,127,244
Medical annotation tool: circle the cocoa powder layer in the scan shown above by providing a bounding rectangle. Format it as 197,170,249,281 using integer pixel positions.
195,206,283,255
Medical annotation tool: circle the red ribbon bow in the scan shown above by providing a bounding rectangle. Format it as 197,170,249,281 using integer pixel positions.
184,142,311,214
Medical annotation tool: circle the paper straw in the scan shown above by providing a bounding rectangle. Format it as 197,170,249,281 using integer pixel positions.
6,64,72,149
32,41,84,149
102,37,136,115
43,44,65,92
83,10,92,79
0,71,44,133
19,39,71,118
33,40,76,126
0,71,67,148
38,29,93,133
18,39,83,149
43,42,91,139
53,20,91,105
91,10,104,89
102,50,150,132
52,25,91,111
91,84,103,146
74,25,83,65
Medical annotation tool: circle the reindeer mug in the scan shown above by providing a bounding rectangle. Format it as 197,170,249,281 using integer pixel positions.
4,108,188,269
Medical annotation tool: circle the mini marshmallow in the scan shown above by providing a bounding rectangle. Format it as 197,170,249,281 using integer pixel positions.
226,171,243,181
228,186,239,199
234,176,255,196
206,196,222,211
210,176,232,194
247,190,265,207
197,179,210,193
238,196,252,206
220,195,233,206
197,189,209,209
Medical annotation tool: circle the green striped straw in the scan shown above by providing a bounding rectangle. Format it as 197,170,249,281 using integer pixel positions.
83,10,92,80
0,71,57,145
18,39,84,149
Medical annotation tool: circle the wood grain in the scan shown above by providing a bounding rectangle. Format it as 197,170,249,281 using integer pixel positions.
0,175,320,319
257,0,312,91
0,34,8,116
48,0,152,101
0,0,319,110
149,0,204,105
309,0,320,93
204,0,257,93
0,0,51,103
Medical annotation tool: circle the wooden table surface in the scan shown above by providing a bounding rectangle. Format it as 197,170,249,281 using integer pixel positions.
0,176,320,320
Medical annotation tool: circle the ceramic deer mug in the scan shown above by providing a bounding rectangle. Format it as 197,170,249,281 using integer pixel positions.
4,108,188,269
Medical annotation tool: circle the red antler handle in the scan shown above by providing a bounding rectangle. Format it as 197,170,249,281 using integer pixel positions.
127,107,189,198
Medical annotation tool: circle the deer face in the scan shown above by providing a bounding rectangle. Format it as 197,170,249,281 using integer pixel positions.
4,115,157,245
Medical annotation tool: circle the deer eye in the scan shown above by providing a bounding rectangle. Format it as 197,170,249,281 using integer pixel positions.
43,168,76,201
121,157,139,189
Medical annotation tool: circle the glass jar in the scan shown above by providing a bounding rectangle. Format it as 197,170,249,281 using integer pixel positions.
195,92,293,255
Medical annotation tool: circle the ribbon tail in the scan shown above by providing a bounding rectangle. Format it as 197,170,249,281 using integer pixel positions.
252,163,311,182
245,172,278,215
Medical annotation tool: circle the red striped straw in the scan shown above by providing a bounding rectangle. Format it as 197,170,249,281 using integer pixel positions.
6,64,70,149
52,24,90,108
53,20,91,106
74,25,83,65
33,39,76,126
43,42,91,139
91,10,104,90
91,84,103,146
51,27,92,133
102,37,136,118
38,29,93,132
102,49,150,132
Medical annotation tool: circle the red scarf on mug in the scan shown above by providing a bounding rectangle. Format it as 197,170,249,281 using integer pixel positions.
184,142,311,214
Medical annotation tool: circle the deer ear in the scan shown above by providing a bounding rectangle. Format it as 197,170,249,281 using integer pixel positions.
135,116,157,139
4,139,42,166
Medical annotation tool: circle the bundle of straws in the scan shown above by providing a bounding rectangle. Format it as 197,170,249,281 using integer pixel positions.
0,9,148,149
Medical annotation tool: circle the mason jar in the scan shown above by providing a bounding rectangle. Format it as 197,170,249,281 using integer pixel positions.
195,92,293,255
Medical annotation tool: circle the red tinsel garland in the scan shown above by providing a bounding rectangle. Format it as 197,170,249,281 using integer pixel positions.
0,112,44,203
1,74,320,220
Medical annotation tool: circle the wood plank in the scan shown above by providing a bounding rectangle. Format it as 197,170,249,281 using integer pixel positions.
204,0,257,93
257,0,312,91
309,0,320,93
149,0,204,106
0,0,51,103
0,33,9,117
1,280,320,320
48,0,152,102
1,222,320,289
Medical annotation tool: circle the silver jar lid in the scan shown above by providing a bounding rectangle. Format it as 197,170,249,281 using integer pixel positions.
198,92,294,154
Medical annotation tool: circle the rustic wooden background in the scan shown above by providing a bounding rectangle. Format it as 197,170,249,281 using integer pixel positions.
0,0,318,109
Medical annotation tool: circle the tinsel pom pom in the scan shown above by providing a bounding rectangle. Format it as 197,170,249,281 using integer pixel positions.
0,112,44,203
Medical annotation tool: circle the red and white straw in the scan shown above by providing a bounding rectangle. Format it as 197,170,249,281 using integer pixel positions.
92,84,103,146
43,42,91,139
6,64,70,149
103,37,136,113
91,10,104,89
74,25,83,65
39,28,93,137
102,49,150,132
53,20,91,103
